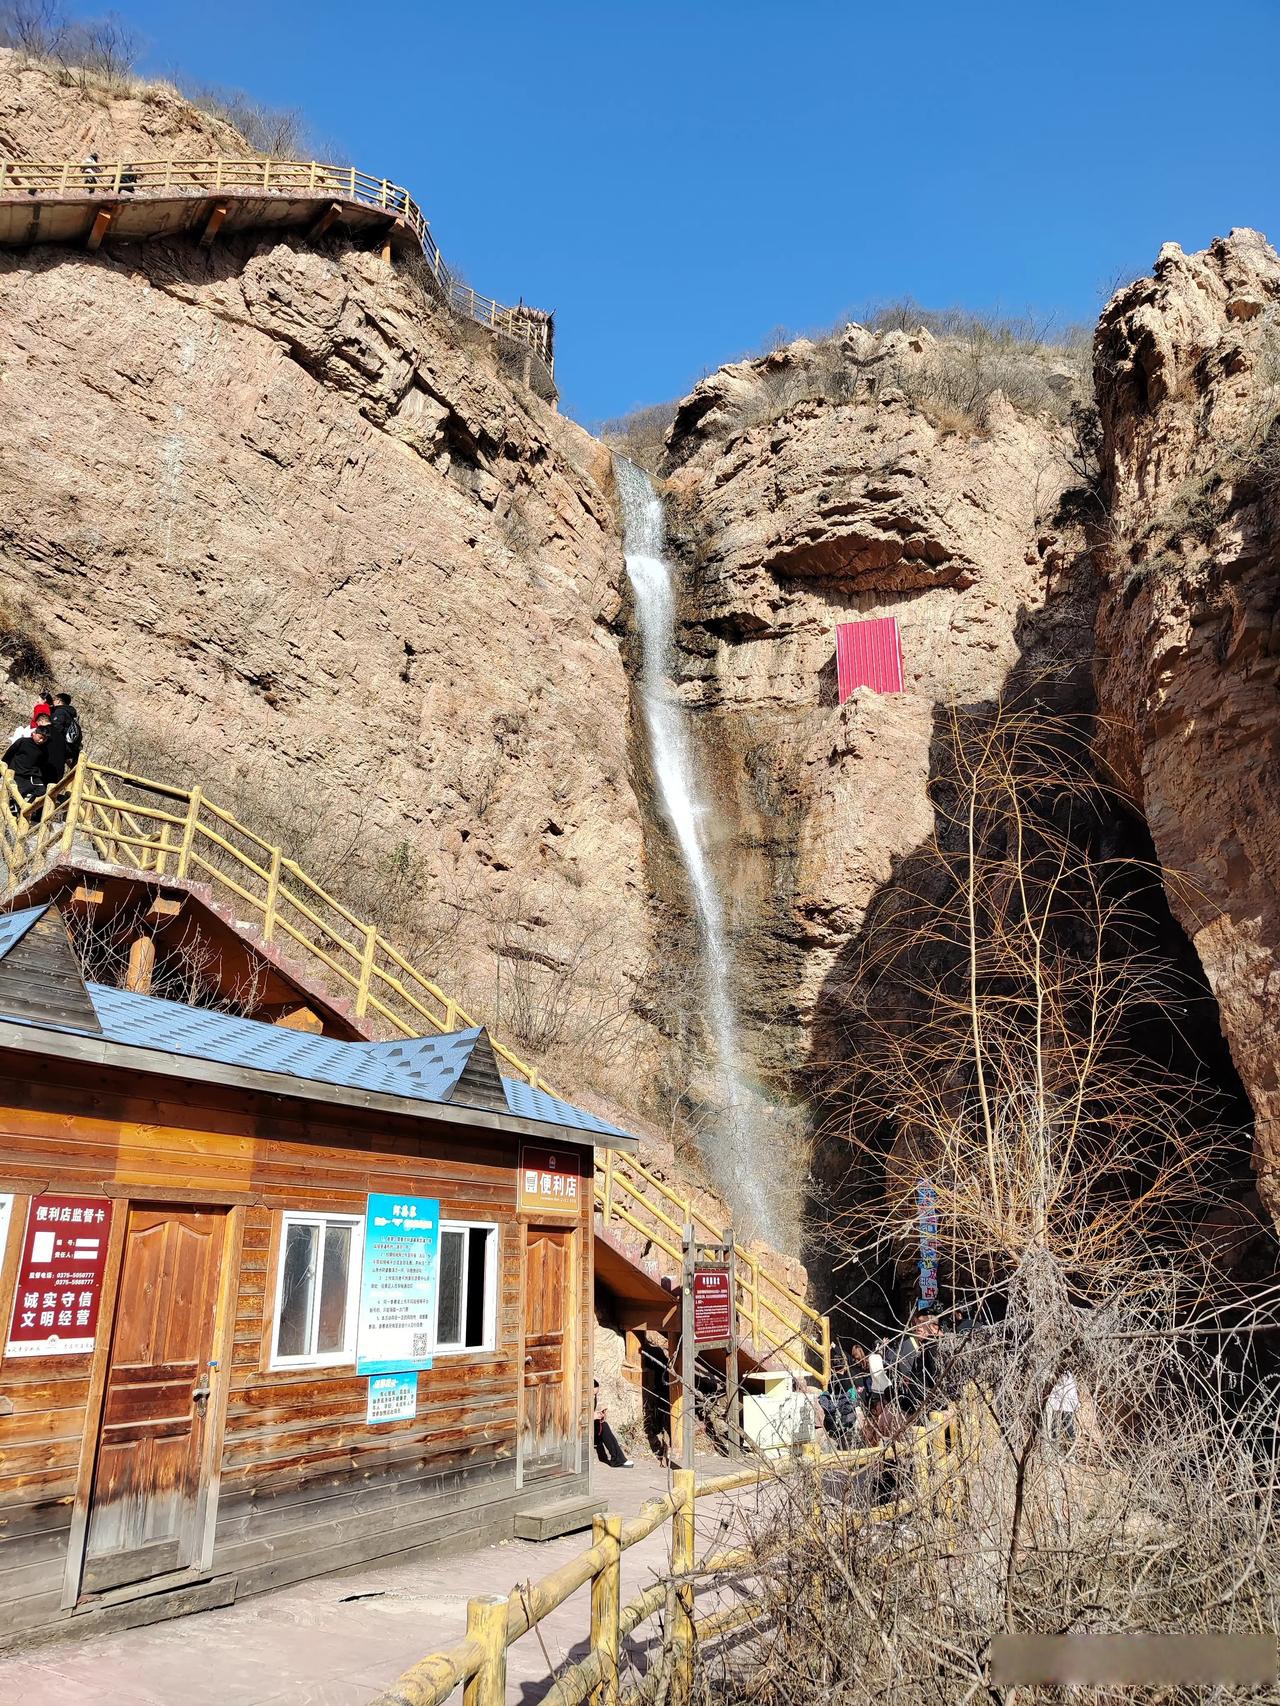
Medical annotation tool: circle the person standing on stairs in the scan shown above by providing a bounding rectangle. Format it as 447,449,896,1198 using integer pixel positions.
4,721,51,809
47,693,81,778
593,1381,634,1468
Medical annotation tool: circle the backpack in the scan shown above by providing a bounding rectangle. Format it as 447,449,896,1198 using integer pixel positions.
61,707,82,757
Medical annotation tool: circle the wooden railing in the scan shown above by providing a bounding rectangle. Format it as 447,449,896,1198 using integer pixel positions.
0,760,829,1380
368,1408,966,1706
0,156,554,377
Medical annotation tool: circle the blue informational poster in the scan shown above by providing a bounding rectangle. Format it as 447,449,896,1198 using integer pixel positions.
356,1194,440,1375
366,1370,419,1425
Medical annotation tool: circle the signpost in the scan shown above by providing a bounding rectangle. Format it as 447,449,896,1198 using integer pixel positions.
693,1266,733,1343
5,1194,113,1358
675,1228,739,1468
356,1193,440,1376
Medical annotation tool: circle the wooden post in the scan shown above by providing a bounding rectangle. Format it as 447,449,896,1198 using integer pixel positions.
263,846,281,942
125,935,156,995
33,785,57,862
176,785,201,878
355,923,378,1017
601,1149,615,1227
462,1594,508,1706
590,1511,623,1706
668,1330,684,1469
669,1467,696,1706
680,1225,695,1469
913,1419,933,1514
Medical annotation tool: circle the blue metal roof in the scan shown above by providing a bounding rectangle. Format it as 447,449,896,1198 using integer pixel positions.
504,1075,631,1140
0,901,633,1145
87,983,482,1102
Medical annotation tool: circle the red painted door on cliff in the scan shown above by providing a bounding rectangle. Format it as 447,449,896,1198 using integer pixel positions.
520,1225,578,1482
80,1205,225,1595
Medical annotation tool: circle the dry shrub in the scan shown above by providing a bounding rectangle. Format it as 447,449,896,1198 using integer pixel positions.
821,681,1245,1297
0,1,138,89
729,306,1090,441
677,1256,1280,1706
672,675,1280,1703
598,401,679,475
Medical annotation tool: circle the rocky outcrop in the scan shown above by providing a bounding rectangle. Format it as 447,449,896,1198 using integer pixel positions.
0,68,656,1108
0,48,247,161
1094,228,1280,1208
653,333,1092,1237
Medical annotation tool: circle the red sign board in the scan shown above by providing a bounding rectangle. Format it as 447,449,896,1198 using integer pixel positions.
519,1145,581,1215
5,1195,113,1357
693,1267,733,1344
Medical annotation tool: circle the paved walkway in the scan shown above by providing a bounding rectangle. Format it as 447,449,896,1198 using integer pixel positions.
0,1456,767,1706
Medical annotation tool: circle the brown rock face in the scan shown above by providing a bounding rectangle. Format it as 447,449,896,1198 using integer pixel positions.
0,48,247,161
650,335,1091,1236
1094,229,1280,1208
0,204,655,1109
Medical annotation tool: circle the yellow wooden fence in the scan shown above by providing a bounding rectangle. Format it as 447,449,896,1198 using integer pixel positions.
368,1409,964,1706
0,155,554,376
0,760,829,1379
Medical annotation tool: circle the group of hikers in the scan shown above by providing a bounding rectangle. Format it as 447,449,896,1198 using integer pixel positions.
3,691,83,809
812,1308,944,1448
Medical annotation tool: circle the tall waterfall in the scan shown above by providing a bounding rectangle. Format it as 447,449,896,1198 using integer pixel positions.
614,457,773,1239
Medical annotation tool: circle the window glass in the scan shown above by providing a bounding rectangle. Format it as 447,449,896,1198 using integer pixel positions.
277,1221,318,1359
435,1222,497,1353
464,1228,489,1346
271,1213,361,1366
317,1222,352,1353
437,1228,464,1347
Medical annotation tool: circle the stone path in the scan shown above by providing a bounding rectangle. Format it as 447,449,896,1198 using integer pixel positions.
0,1456,767,1706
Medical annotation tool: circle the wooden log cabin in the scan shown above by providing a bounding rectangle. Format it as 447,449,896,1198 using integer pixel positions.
0,903,635,1642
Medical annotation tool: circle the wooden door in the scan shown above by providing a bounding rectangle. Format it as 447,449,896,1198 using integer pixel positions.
520,1226,577,1482
81,1206,225,1594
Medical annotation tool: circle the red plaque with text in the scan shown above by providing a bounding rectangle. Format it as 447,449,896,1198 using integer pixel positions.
6,1195,113,1357
693,1267,733,1344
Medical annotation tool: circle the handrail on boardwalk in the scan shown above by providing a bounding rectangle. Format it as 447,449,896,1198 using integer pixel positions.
367,1403,972,1706
0,155,554,379
0,758,830,1380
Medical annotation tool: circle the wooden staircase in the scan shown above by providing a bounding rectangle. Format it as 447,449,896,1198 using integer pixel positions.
0,759,830,1379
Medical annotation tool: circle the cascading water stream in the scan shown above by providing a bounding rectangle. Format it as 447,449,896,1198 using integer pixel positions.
614,456,775,1240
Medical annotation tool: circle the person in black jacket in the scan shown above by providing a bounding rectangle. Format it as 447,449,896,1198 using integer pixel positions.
4,723,51,808
48,694,82,775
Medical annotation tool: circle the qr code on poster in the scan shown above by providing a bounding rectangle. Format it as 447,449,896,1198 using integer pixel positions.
413,1333,431,1357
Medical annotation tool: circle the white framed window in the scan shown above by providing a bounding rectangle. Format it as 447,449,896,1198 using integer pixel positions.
270,1211,364,1369
434,1222,499,1355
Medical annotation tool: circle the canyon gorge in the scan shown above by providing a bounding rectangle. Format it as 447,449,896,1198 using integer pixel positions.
1,50,1277,1290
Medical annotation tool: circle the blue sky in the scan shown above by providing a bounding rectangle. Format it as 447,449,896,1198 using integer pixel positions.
119,0,1280,424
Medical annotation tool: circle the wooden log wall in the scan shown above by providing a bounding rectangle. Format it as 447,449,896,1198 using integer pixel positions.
0,1051,594,1639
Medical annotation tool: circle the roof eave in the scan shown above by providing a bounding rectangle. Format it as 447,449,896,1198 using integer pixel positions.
0,1018,639,1154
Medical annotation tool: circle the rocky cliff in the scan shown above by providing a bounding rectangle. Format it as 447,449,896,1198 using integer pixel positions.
1094,228,1280,1210
2,47,1276,1261
0,49,658,1114
649,326,1093,1239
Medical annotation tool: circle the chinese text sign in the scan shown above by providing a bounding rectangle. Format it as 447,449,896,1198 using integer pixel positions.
693,1267,733,1344
6,1194,113,1357
356,1194,439,1375
518,1145,582,1215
